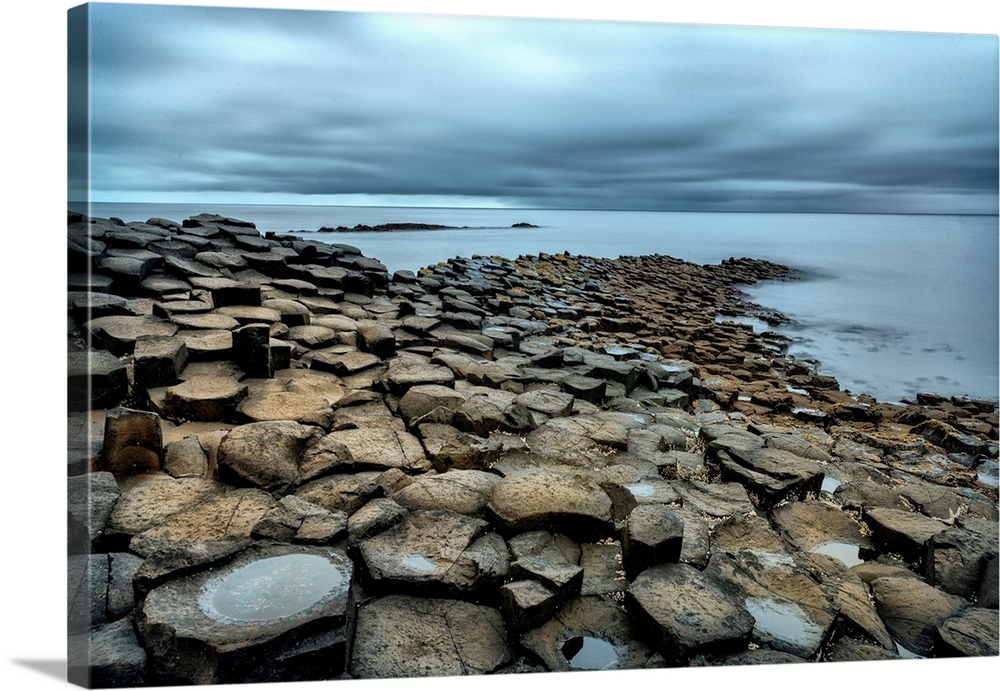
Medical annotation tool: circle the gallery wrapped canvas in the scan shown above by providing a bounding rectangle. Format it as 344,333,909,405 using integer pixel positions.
66,1,998,688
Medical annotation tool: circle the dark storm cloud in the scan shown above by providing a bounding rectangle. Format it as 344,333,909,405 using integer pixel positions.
80,4,999,213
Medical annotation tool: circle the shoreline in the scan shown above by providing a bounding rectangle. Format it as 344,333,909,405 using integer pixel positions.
67,211,998,685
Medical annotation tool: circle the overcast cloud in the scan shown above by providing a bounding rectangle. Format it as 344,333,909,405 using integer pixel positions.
70,3,999,213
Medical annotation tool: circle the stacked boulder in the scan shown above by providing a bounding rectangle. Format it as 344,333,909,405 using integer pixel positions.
67,211,998,686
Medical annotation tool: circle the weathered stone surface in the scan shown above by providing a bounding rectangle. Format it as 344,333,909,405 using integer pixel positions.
415,423,503,472
397,384,467,424
715,446,824,506
68,472,121,552
487,469,615,540
68,553,110,634
501,579,559,634
68,349,128,411
358,509,508,595
669,479,755,518
622,504,684,579
163,435,210,478
162,376,248,422
356,321,396,358
626,562,754,664
107,475,276,546
68,615,149,688
236,389,335,428
580,542,627,596
134,335,189,388
381,358,456,394
294,471,383,514
863,507,948,561
137,545,353,684
217,421,322,492
771,500,874,562
101,407,163,475
390,470,500,516
926,518,999,599
936,608,999,657
871,576,967,656
324,427,430,473
85,315,179,355
350,595,511,678
347,498,409,546
707,550,838,659
310,349,381,376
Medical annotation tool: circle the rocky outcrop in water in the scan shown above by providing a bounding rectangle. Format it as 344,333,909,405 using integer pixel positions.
67,211,999,686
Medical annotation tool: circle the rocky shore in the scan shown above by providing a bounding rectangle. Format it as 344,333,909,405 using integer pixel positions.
67,211,999,687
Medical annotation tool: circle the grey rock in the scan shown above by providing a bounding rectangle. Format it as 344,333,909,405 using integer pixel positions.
350,595,511,678
626,562,754,664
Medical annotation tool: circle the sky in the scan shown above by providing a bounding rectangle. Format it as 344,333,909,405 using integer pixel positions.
69,2,999,214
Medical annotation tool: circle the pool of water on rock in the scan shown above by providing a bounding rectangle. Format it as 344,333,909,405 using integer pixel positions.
199,554,349,623
401,554,438,572
808,541,864,567
561,636,621,670
743,597,825,652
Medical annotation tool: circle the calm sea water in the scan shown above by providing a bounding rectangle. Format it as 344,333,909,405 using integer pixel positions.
74,202,999,405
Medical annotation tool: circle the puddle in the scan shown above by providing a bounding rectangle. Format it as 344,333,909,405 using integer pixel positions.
401,553,438,572
895,641,925,659
820,476,841,493
624,483,655,498
744,597,825,653
809,541,864,567
200,553,349,624
561,636,620,670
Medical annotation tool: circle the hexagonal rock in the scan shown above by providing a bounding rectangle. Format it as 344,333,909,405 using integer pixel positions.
236,389,335,429
515,389,575,417
397,384,467,424
501,579,559,634
216,420,322,493
625,562,754,665
707,550,839,659
325,427,431,473
770,500,875,560
68,349,128,412
137,545,354,684
134,335,189,388
390,470,500,516
358,509,508,596
519,595,662,672
509,555,583,606
715,447,824,506
163,376,248,422
179,329,233,361
871,576,967,656
936,608,999,657
417,423,505,473
68,616,148,689
252,495,347,545
486,468,615,541
101,407,163,475
926,517,1000,599
294,471,384,515
347,498,409,546
310,350,382,377
67,472,120,552
189,276,261,308
355,321,397,359
380,358,456,394
350,595,511,678
622,504,684,579
106,475,276,546
85,315,179,356
862,507,948,562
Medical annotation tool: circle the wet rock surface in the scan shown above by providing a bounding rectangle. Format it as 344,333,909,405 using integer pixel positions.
67,212,998,685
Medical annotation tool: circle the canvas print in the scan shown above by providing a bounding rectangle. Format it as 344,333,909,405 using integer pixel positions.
66,2,999,688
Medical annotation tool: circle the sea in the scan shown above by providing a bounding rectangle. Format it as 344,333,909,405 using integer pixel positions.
72,202,999,406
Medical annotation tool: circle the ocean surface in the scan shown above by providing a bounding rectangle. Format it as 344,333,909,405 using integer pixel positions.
73,202,999,405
